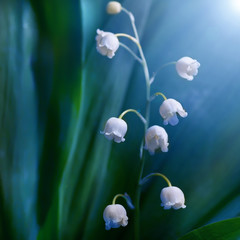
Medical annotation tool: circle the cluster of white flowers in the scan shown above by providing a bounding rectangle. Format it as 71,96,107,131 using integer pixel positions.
100,97,190,154
103,186,186,230
96,30,200,76
96,29,200,80
96,1,200,232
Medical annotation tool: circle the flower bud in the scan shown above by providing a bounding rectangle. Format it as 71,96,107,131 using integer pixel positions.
160,186,186,210
106,1,122,14
176,56,200,81
101,117,127,143
159,98,188,126
145,125,169,154
103,204,128,230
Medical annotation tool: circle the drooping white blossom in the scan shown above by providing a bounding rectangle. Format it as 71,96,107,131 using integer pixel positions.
159,98,188,126
101,117,127,143
176,56,200,81
160,186,186,210
103,204,128,230
96,29,119,58
106,1,122,14
145,125,169,154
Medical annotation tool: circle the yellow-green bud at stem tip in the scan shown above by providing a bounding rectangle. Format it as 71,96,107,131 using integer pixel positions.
106,1,122,14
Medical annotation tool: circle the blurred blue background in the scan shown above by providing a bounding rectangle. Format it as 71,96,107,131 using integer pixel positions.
1,0,240,239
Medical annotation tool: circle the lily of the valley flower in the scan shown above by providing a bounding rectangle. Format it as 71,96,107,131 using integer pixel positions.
160,186,186,210
159,98,188,126
101,117,127,143
145,125,169,154
107,1,122,14
96,29,119,58
176,56,200,81
103,204,128,230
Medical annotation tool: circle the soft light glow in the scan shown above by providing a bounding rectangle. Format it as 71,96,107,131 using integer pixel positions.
231,0,240,12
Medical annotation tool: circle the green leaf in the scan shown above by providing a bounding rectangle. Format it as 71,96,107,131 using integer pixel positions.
179,218,240,240
0,1,38,239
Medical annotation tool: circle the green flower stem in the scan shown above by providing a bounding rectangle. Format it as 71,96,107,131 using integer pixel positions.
119,42,142,64
134,148,146,240
118,109,146,124
122,7,140,42
112,194,126,205
139,173,172,187
122,7,151,240
134,29,151,240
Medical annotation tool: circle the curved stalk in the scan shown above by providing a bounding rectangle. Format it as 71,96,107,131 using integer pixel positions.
153,92,167,101
151,61,177,84
155,61,177,73
119,42,142,64
139,173,172,187
112,194,125,205
115,33,141,49
119,109,146,125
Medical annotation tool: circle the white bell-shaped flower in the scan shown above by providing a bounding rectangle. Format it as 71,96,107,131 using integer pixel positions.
103,204,128,230
176,56,200,81
145,125,169,154
96,29,119,58
106,1,122,14
159,98,188,126
160,186,186,210
101,117,127,143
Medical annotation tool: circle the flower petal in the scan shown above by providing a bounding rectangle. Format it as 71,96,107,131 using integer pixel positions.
168,114,179,126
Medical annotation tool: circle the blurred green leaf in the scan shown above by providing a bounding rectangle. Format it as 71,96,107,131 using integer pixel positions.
29,0,82,239
0,0,38,239
179,217,240,240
